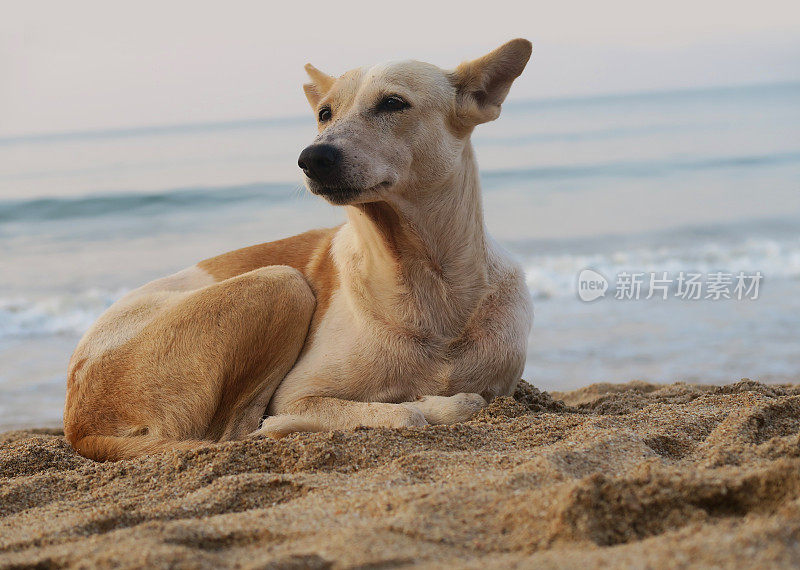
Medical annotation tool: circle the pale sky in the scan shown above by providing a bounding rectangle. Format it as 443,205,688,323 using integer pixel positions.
2,0,799,137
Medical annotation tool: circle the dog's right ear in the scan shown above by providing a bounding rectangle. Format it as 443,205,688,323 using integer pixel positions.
450,39,532,128
303,64,335,109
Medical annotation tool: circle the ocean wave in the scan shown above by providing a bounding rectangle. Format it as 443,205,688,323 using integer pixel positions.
1,237,798,341
3,150,799,224
483,151,800,185
0,289,126,339
0,183,299,223
523,236,800,299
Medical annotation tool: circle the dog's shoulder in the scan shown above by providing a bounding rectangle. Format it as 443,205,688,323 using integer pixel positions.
482,237,534,334
485,237,529,294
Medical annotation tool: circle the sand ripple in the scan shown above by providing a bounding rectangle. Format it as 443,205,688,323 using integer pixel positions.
2,380,800,568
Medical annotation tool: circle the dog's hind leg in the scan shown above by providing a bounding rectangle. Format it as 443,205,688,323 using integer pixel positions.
65,265,315,460
165,265,317,442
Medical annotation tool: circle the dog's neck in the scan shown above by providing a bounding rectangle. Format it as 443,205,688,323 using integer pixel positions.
337,142,489,337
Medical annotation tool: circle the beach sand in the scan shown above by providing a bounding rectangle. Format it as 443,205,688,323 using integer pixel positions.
2,379,800,568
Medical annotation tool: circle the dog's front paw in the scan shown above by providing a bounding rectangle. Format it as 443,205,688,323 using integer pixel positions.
452,392,488,413
394,403,429,428
413,393,487,425
251,414,321,438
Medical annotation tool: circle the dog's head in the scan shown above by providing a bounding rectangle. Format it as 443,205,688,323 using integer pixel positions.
297,39,532,205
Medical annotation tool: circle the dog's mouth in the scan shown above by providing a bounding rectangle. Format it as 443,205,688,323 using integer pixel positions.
306,180,392,205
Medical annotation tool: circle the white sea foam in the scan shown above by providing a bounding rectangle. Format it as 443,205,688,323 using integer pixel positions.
0,289,126,340
2,237,797,341
523,237,800,299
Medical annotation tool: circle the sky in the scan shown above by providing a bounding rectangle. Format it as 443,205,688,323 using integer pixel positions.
2,0,799,137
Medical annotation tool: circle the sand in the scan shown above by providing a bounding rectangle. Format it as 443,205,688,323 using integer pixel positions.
3,379,800,569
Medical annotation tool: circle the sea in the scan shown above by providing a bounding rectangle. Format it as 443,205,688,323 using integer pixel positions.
1,82,799,430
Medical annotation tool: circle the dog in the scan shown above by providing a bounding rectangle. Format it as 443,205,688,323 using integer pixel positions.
64,39,534,461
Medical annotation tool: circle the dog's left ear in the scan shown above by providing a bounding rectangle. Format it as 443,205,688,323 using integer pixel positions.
450,38,532,127
303,64,335,109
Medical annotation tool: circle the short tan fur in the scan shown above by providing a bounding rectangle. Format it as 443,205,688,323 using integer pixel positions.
64,39,534,460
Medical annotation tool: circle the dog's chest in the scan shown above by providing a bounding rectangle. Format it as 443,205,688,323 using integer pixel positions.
280,281,523,408
319,293,453,397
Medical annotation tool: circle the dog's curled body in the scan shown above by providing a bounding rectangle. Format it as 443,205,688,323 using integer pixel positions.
64,39,534,460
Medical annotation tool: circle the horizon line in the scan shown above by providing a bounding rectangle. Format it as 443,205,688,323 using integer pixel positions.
2,79,797,146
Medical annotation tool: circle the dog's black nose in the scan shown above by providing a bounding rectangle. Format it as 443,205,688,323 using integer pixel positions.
298,144,341,182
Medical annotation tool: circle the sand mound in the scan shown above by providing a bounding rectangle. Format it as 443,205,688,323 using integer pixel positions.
3,379,800,568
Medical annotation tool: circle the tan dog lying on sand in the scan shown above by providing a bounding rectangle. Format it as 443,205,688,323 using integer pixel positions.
64,39,534,461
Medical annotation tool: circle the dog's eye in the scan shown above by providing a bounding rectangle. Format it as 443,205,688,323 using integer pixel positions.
318,106,332,123
377,95,409,113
